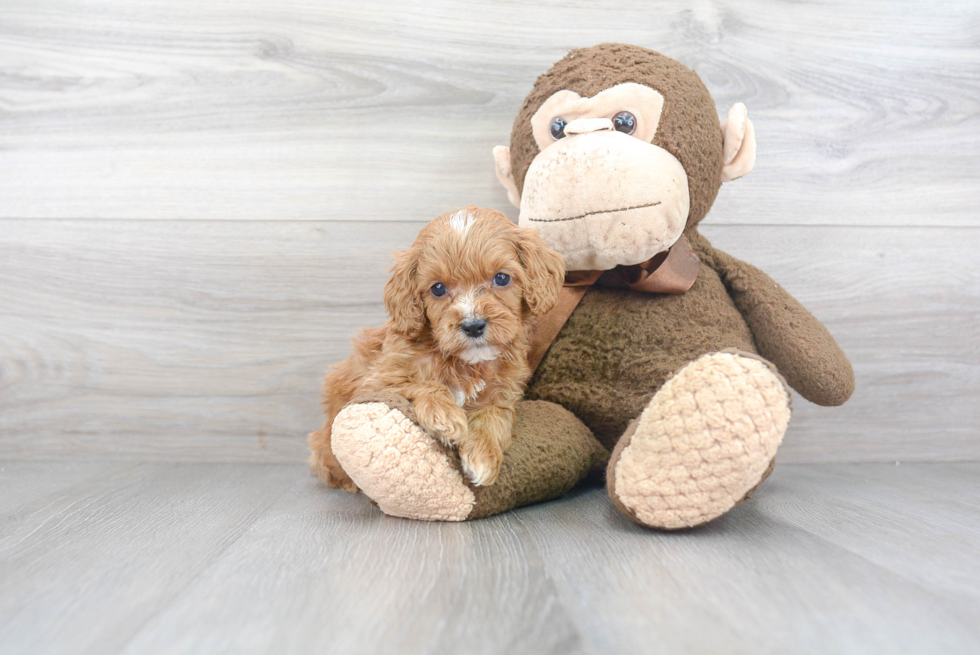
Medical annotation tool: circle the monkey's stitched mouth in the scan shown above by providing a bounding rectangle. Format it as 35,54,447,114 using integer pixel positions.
526,201,662,223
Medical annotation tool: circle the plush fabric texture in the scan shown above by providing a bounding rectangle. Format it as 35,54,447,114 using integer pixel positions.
509,43,724,228
525,228,855,449
332,393,475,521
606,351,791,529
519,129,690,270
528,83,666,148
332,391,607,521
690,231,855,406
719,103,756,182
526,261,758,449
468,400,608,519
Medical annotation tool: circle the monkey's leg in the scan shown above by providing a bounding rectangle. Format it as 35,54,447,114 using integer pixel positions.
329,392,607,521
606,350,790,530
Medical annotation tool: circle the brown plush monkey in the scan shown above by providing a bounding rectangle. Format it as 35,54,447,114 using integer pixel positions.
326,44,854,529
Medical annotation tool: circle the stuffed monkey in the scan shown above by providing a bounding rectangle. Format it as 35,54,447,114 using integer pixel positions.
324,44,854,529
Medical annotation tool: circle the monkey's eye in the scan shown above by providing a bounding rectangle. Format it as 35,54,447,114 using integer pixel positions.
431,283,447,298
613,111,636,135
550,117,567,140
493,272,511,287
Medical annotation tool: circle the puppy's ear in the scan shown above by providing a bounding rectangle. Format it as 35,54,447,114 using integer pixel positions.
384,249,425,336
515,227,566,316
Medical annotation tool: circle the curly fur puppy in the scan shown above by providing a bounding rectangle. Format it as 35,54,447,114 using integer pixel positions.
308,206,565,489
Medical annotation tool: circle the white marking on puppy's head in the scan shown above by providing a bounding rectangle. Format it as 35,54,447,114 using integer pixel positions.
453,388,467,407
449,209,477,236
459,344,499,364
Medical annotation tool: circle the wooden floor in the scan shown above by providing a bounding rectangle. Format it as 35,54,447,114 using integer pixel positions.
1,460,978,654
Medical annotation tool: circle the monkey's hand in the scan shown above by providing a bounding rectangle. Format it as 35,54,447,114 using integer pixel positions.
692,234,855,407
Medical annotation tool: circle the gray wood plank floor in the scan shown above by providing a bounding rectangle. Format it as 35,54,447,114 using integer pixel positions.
2,461,978,655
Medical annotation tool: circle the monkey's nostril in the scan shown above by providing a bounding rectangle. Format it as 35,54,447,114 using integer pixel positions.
460,318,487,338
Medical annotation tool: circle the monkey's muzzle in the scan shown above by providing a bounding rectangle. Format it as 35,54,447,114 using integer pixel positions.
518,131,691,271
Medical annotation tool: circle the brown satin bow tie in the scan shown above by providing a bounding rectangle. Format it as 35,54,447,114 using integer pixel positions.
528,235,701,372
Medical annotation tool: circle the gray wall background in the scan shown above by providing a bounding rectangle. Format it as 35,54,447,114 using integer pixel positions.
1,0,977,462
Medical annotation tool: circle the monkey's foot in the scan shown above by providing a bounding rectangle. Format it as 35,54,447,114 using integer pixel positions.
607,350,791,530
330,392,607,522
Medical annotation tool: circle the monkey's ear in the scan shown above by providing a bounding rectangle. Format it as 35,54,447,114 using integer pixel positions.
383,249,425,337
516,226,566,316
492,145,521,208
720,103,757,183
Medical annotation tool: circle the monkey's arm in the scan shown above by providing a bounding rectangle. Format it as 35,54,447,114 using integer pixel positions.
688,231,855,407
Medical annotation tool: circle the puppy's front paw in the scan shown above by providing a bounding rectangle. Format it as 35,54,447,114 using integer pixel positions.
414,395,468,445
459,438,504,487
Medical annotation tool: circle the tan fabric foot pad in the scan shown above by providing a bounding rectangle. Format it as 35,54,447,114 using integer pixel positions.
609,351,791,530
331,402,475,521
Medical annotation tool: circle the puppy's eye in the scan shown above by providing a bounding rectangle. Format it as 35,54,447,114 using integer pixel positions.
550,117,567,140
431,283,447,298
613,111,636,135
493,272,511,287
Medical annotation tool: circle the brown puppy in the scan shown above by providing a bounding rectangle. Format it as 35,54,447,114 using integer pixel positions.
308,206,565,490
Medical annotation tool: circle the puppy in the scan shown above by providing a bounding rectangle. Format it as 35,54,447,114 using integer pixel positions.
308,206,565,489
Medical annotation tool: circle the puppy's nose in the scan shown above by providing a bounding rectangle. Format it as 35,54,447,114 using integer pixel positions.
460,318,487,338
